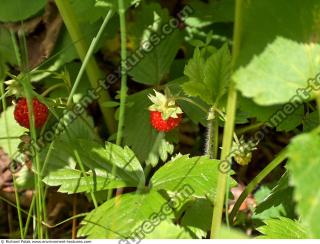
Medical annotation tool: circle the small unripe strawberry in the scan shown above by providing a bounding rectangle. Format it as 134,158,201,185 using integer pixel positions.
150,111,182,132
231,137,258,166
148,89,183,132
14,98,48,129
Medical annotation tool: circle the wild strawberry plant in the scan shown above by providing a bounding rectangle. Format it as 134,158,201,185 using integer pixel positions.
0,0,320,240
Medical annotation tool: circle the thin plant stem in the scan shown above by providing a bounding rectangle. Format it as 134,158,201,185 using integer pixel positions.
40,83,66,97
18,29,46,238
235,122,264,135
24,195,35,238
66,9,114,106
0,82,24,238
0,195,88,230
107,0,128,201
0,136,20,140
55,0,116,133
73,150,98,208
225,169,230,228
175,97,208,114
229,149,288,223
210,0,244,237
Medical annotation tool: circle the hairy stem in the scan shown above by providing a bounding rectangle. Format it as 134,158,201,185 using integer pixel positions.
210,0,244,237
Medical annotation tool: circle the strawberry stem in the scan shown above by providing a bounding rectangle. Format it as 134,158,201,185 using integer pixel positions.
210,0,243,237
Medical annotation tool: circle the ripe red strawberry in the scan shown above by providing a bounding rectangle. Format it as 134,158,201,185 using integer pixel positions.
150,111,182,132
148,89,183,132
14,98,48,129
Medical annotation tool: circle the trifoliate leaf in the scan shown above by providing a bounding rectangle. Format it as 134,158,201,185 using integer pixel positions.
182,43,231,105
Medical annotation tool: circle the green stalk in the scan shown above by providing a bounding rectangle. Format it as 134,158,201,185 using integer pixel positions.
210,0,244,237
107,0,127,201
116,0,128,146
73,149,98,208
207,116,219,159
55,0,116,133
18,29,46,238
0,83,24,238
229,149,288,223
24,195,35,237
66,9,114,106
210,84,237,238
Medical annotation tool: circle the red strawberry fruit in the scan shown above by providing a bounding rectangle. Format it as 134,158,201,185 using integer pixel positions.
150,111,182,132
148,89,183,132
14,98,48,129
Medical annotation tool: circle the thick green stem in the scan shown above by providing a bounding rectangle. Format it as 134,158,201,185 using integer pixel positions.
229,149,288,223
210,84,237,238
55,0,116,133
116,0,128,146
207,117,219,159
210,0,243,237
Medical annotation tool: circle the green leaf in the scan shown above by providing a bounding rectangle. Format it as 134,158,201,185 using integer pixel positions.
216,226,248,239
0,0,46,22
78,190,173,238
70,0,107,23
123,88,158,162
303,111,319,132
238,96,305,132
129,30,184,85
182,44,232,105
257,217,308,239
287,132,320,238
0,106,26,157
16,166,34,190
43,168,128,194
128,2,170,50
0,29,18,65
41,114,145,188
95,0,140,11
181,198,212,233
144,221,192,239
234,37,320,105
150,155,236,198
101,101,120,108
168,77,209,126
253,172,295,222
185,0,235,28
235,0,320,68
76,140,145,187
146,136,174,167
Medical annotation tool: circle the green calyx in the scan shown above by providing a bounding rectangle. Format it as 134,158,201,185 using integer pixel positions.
148,89,183,120
4,77,25,97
